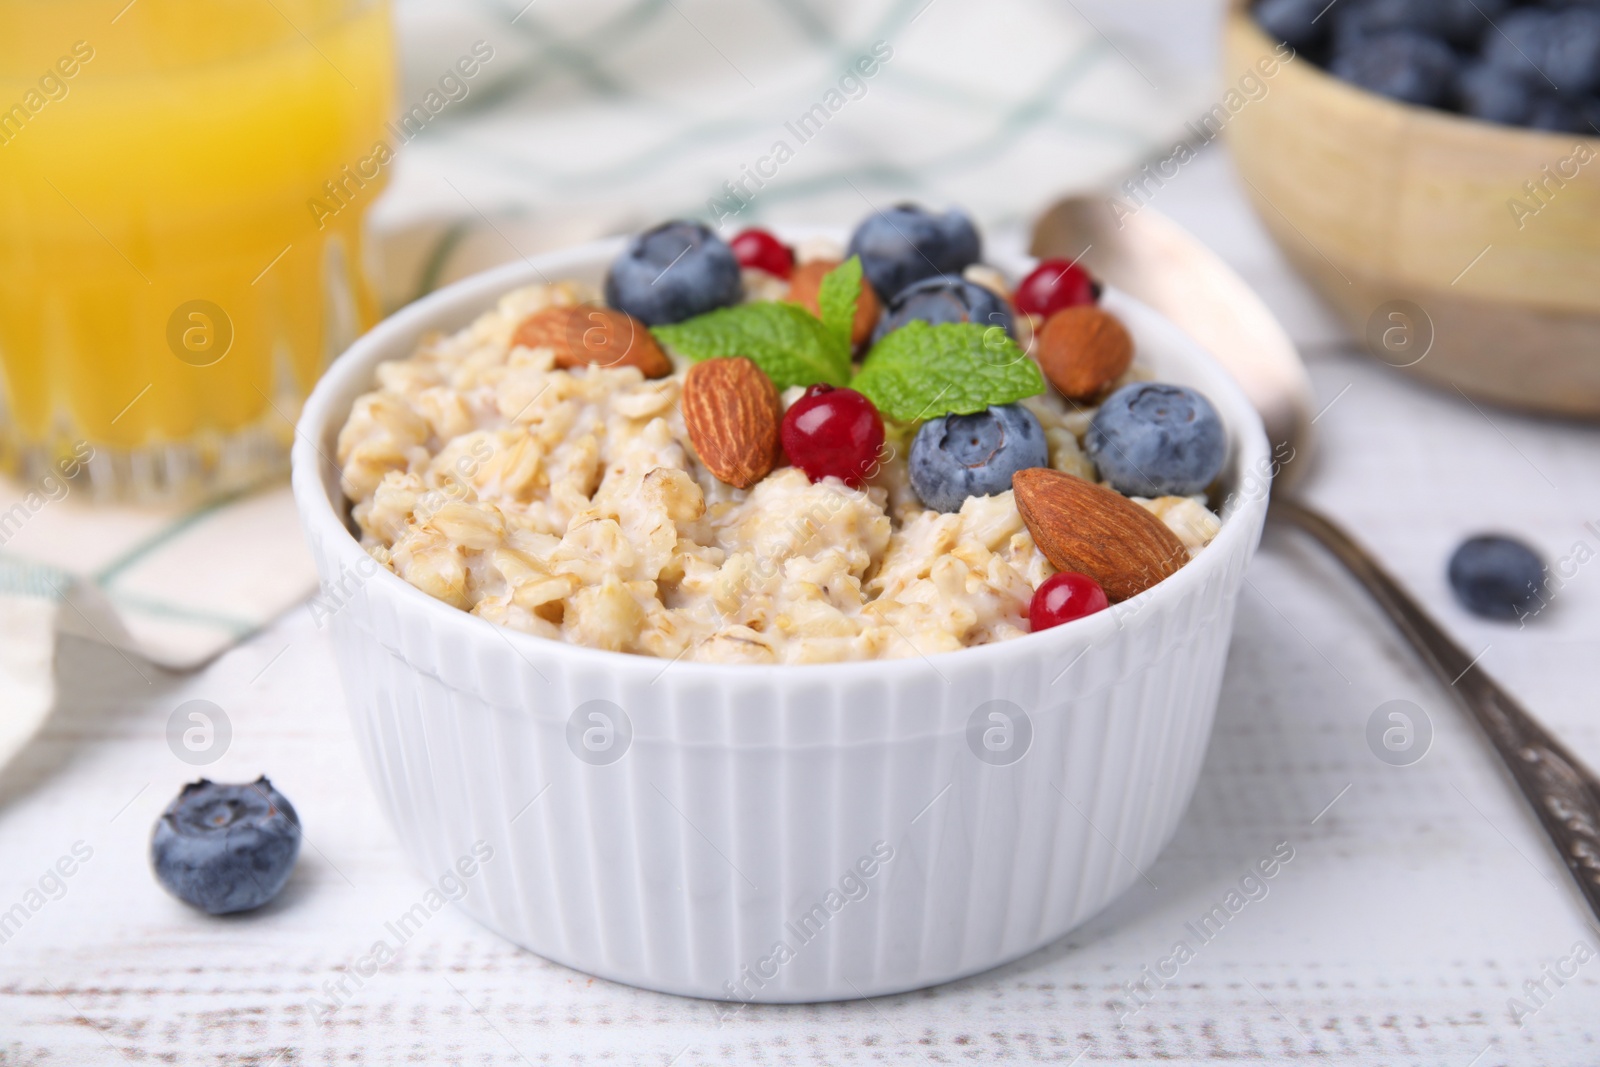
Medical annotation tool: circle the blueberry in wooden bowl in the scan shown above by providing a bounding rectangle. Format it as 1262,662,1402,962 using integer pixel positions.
1224,0,1600,416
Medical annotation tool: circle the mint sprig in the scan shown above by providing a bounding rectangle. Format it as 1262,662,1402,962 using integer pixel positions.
653,259,1044,422
651,301,850,390
816,255,862,352
851,321,1045,423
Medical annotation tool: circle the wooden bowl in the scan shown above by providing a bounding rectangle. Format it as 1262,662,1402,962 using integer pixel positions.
1222,2,1600,416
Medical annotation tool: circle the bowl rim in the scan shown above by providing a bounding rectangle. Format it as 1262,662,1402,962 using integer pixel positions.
291,227,1271,683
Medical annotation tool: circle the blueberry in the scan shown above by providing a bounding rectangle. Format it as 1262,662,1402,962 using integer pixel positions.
1458,61,1536,124
1331,30,1460,107
1431,0,1504,47
1485,9,1558,79
1580,95,1600,133
603,220,741,326
1487,8,1600,95
909,404,1047,513
1086,383,1226,498
1527,91,1590,131
1332,0,1502,50
871,275,1016,346
151,777,300,915
846,204,981,301
1448,535,1545,620
1543,9,1600,93
1255,0,1330,52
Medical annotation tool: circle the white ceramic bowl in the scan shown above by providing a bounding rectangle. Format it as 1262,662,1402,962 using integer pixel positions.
291,233,1271,1003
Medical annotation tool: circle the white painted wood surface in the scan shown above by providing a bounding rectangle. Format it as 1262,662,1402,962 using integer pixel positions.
4,151,1600,1067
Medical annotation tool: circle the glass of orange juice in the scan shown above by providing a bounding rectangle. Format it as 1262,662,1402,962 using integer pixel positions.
0,0,394,502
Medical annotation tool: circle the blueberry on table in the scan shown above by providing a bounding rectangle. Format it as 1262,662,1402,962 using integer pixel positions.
1448,535,1545,621
1086,383,1225,498
151,777,301,915
846,204,981,301
604,220,742,326
909,404,1048,513
872,275,1016,346
1330,30,1460,107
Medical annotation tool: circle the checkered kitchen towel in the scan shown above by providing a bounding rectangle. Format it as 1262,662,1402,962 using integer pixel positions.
366,0,1212,306
0,0,1208,772
0,483,316,765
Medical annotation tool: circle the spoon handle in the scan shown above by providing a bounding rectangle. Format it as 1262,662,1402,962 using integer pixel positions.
1269,496,1600,924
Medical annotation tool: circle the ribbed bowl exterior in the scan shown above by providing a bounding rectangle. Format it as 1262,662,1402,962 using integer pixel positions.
293,236,1270,1003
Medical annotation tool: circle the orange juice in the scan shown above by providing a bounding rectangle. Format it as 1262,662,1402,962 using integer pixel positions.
0,0,394,500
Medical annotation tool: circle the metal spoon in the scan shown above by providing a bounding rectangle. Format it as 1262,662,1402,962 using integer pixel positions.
1032,195,1600,924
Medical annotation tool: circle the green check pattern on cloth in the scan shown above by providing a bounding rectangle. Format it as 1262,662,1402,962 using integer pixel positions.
369,0,1207,306
0,0,1203,772
0,484,314,771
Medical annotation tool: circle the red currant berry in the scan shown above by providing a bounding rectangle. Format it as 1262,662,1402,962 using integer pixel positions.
1013,259,1098,318
1028,572,1109,632
730,228,794,279
781,385,885,487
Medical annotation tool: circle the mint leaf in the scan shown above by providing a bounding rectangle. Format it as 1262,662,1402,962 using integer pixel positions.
817,256,862,353
852,322,1045,423
652,303,851,390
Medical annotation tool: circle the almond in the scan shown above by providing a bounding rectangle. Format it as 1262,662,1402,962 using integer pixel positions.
1035,306,1133,401
787,259,881,348
1012,468,1186,603
512,304,671,379
681,357,782,489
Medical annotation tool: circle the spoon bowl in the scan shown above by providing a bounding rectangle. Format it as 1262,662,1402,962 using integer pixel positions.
1029,195,1600,926
1032,195,1316,489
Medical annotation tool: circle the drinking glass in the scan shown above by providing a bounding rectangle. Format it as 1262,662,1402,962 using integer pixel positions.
0,0,395,502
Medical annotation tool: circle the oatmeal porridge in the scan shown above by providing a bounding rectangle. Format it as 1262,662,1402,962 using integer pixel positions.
336,210,1225,664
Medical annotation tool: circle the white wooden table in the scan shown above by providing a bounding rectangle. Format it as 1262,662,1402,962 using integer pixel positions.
4,133,1600,1067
